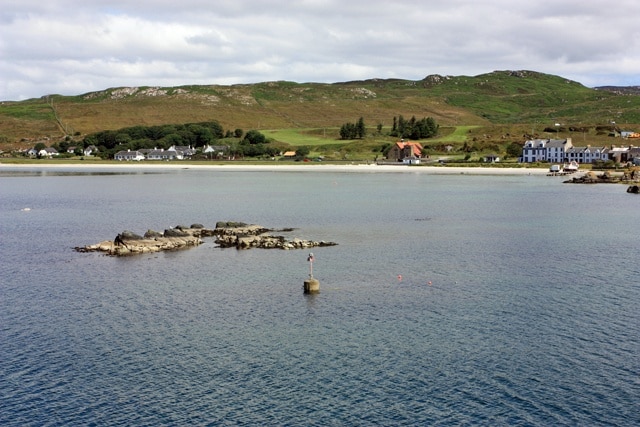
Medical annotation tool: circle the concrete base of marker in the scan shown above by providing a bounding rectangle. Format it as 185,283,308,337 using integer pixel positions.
303,278,320,294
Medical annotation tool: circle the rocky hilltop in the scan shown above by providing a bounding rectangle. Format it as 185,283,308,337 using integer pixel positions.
75,221,337,256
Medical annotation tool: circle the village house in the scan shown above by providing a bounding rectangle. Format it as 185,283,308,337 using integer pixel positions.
608,146,632,163
84,145,99,156
27,146,59,157
203,144,230,159
387,140,423,163
168,145,196,157
114,149,145,161
520,137,639,165
40,147,59,157
565,145,608,164
521,138,573,163
145,148,182,160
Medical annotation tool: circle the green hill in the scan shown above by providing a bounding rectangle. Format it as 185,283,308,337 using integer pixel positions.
2,70,639,158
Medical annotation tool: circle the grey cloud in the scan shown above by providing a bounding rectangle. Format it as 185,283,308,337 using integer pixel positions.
1,0,639,100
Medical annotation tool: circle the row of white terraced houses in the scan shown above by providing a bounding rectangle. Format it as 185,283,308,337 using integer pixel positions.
520,138,640,164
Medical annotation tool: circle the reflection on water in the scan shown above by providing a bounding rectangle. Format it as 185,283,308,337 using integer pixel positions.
0,168,163,177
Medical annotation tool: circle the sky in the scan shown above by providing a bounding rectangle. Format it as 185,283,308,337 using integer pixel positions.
2,0,640,101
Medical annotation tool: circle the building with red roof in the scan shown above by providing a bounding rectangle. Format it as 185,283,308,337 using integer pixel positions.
387,140,423,163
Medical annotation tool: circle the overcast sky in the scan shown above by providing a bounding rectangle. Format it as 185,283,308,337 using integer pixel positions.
2,0,639,101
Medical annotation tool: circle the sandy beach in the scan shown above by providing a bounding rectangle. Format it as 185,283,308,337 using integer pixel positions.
0,162,554,175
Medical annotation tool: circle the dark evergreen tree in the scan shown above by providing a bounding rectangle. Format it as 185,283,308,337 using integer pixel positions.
340,118,365,140
356,117,366,139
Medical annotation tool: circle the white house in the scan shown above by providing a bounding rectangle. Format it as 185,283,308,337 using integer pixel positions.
203,145,229,159
114,150,145,161
39,147,59,157
146,149,182,160
565,145,608,164
521,138,572,163
169,145,196,157
84,145,99,156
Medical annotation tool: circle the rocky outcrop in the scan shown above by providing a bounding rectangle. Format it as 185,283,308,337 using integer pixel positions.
565,171,622,184
565,169,640,191
214,222,337,250
77,224,209,256
75,222,337,255
626,185,640,194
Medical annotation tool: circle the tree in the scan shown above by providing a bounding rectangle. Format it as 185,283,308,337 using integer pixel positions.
115,133,132,146
242,143,267,157
57,140,69,153
243,130,266,145
160,133,184,148
340,123,356,140
234,129,244,138
356,117,366,139
296,146,310,158
390,115,438,139
339,118,365,140
506,142,523,158
187,125,213,147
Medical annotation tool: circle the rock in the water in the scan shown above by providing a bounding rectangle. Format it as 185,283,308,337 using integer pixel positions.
117,230,144,240
164,228,190,237
144,229,163,238
76,222,337,256
214,223,337,250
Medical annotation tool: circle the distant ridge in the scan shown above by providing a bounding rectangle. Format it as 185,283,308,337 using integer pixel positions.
594,86,640,95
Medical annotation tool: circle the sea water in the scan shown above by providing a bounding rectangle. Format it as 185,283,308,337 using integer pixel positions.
1,167,639,426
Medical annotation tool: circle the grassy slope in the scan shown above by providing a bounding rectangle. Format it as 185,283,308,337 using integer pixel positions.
2,70,639,159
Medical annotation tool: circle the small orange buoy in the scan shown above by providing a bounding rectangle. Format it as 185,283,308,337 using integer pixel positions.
397,274,402,281
428,281,432,286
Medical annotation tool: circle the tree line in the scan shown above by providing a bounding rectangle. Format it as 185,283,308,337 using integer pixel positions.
340,115,439,140
390,115,438,139
81,121,278,158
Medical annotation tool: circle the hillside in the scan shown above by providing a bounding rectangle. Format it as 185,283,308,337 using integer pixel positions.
2,70,640,154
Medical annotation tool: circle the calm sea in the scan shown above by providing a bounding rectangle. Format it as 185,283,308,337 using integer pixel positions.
1,166,639,426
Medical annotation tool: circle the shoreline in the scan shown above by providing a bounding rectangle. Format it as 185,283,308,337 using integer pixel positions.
0,162,554,175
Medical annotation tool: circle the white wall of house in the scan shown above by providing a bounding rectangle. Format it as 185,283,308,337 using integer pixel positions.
519,138,624,164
